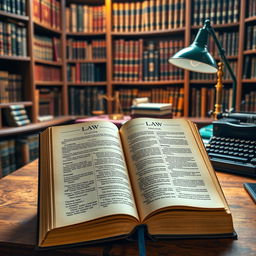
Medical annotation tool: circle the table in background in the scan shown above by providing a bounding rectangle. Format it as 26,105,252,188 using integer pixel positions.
0,160,255,256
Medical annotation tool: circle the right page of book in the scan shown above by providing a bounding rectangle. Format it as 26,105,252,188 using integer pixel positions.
120,118,225,221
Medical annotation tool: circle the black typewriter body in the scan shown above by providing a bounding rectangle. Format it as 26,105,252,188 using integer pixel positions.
205,118,256,178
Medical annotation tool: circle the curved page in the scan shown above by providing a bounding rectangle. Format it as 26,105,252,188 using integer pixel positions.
120,118,225,221
51,121,138,228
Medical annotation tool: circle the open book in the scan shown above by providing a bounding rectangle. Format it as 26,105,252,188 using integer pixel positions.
38,118,235,248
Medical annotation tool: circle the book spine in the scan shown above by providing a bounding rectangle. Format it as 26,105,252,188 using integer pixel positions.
8,140,16,172
0,141,10,177
147,41,155,81
143,50,149,81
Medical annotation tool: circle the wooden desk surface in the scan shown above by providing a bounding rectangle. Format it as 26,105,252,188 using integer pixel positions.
0,160,255,256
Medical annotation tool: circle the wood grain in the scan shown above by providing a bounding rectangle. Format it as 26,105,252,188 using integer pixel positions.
0,160,255,256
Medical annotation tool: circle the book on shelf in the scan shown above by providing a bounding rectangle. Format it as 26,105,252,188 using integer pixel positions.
38,118,236,249
3,104,31,127
35,65,61,82
0,0,26,16
0,139,17,178
117,87,184,117
66,39,106,60
0,20,27,57
38,88,62,117
34,35,61,61
111,0,185,32
67,63,106,82
16,134,39,168
113,39,184,82
192,0,240,26
68,87,106,116
33,0,61,29
66,4,105,33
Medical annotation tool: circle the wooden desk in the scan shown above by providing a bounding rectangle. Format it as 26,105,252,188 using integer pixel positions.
0,160,255,256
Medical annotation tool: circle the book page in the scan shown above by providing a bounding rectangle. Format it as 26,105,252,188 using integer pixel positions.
120,118,225,221
51,121,138,228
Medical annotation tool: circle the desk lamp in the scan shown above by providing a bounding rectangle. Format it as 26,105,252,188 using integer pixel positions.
169,19,237,119
169,20,256,201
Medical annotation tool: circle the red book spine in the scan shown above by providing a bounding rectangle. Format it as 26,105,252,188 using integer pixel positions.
138,39,143,81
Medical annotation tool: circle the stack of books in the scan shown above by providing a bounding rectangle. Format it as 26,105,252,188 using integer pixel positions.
131,102,172,118
4,105,31,127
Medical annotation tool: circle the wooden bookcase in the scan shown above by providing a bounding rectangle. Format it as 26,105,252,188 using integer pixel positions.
1,0,255,177
63,0,108,116
0,0,255,130
105,0,246,117
0,0,71,177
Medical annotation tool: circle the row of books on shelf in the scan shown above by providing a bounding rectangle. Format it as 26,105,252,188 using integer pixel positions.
206,31,239,57
246,24,256,50
33,0,61,30
69,86,105,116
241,90,256,113
0,134,38,178
66,39,106,60
0,0,26,16
0,70,22,103
118,87,184,117
247,0,256,18
33,35,61,61
190,87,232,118
190,86,256,117
112,0,185,32
113,39,184,82
192,0,239,26
66,4,106,33
34,65,61,82
243,56,256,79
37,87,62,117
0,20,27,57
190,60,237,80
67,63,106,83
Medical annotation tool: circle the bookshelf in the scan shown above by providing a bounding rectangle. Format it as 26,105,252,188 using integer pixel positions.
1,0,254,129
0,0,255,127
0,0,68,178
105,0,255,117
32,0,65,121
108,0,187,116
64,0,107,116
1,0,256,176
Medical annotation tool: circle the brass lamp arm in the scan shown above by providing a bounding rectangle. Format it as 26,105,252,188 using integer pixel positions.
204,19,237,112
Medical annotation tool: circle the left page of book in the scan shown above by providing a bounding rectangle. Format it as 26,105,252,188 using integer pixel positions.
50,121,139,228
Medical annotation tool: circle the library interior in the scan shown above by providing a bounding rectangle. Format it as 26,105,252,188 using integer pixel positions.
0,0,256,255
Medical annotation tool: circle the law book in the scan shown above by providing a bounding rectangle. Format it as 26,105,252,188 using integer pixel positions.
38,118,236,249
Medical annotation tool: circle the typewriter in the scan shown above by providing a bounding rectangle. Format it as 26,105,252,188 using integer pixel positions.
205,117,256,178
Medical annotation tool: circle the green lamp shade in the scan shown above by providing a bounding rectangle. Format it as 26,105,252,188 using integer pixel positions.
169,45,218,73
169,25,218,74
